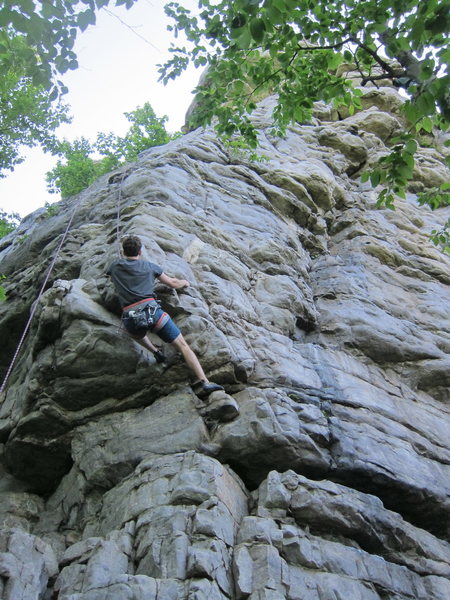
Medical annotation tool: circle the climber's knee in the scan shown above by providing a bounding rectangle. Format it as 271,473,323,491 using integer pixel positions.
171,333,188,351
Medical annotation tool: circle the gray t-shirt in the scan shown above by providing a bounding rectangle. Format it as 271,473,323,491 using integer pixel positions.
107,259,163,307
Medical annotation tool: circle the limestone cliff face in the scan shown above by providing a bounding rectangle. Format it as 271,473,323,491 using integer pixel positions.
0,87,449,600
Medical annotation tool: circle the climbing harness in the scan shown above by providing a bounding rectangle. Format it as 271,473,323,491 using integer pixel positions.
0,197,83,397
122,298,159,329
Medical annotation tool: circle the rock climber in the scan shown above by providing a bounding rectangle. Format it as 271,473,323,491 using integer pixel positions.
107,235,224,399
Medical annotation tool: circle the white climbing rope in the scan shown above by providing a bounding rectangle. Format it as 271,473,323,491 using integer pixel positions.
1,170,145,396
0,199,81,397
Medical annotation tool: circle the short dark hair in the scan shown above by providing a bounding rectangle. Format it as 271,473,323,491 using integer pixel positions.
122,235,142,257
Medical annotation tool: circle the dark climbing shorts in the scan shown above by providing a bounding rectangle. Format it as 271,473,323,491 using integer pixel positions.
122,300,181,343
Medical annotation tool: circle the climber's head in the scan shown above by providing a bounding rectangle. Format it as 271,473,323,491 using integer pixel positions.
122,235,142,257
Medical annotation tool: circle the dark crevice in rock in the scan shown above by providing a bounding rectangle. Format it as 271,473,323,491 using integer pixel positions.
219,435,448,542
328,468,449,541
0,308,30,382
4,438,74,496
221,456,329,493
345,160,367,177
295,314,317,332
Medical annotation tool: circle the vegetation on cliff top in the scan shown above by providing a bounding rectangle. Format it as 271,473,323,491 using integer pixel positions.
0,0,138,176
46,103,175,198
0,209,20,301
159,0,450,247
0,0,448,248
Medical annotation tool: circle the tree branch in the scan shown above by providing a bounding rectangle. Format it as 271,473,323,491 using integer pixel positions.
350,36,402,79
242,38,353,106
378,30,450,120
101,7,161,53
297,37,354,51
378,31,422,83
360,73,401,85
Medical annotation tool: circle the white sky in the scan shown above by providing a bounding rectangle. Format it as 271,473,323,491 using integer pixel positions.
0,0,200,218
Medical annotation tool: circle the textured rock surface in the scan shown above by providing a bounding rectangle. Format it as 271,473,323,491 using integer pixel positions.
0,84,449,599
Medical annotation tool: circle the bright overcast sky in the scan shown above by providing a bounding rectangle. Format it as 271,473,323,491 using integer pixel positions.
0,0,200,218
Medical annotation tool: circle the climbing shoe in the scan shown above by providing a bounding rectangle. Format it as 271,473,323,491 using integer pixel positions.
153,349,166,363
192,380,224,399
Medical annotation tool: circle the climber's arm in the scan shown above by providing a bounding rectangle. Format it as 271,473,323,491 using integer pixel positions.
158,273,189,290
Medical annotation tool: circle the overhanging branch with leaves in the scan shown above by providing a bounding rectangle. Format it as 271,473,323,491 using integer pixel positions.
158,0,450,251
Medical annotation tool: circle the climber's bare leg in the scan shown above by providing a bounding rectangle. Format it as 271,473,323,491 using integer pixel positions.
130,332,160,353
171,333,208,382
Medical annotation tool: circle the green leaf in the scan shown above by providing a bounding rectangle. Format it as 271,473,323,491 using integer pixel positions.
235,28,252,49
49,87,59,101
272,0,286,11
77,9,96,31
269,43,279,58
402,151,415,169
249,17,266,43
360,171,370,183
417,116,433,132
231,13,247,29
41,2,58,18
370,171,381,187
343,50,353,62
328,52,343,70
404,139,417,155
0,9,13,28
31,67,49,86
266,4,284,24
415,91,436,116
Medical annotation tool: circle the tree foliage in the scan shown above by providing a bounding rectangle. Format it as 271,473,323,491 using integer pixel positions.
0,35,71,175
0,0,137,94
0,209,20,301
159,0,450,248
0,208,20,239
0,0,138,174
46,103,175,198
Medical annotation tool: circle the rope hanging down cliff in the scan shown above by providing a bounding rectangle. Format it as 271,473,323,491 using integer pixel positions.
0,200,81,397
0,172,128,397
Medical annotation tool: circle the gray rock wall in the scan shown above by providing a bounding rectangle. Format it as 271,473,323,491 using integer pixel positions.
0,86,449,599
